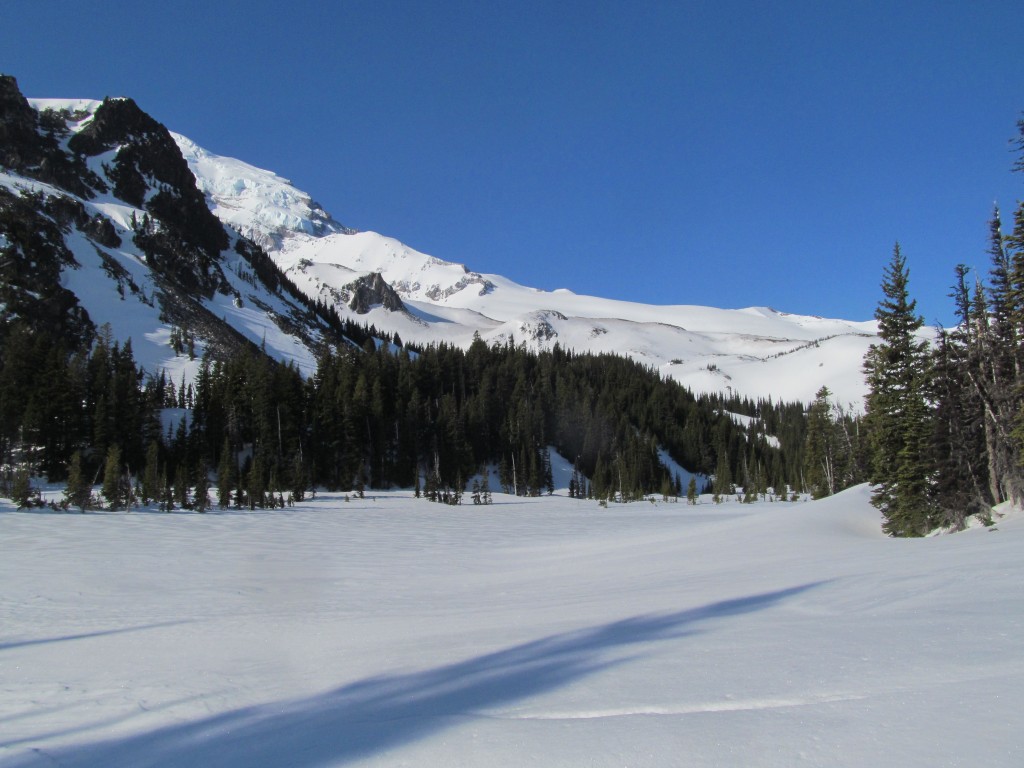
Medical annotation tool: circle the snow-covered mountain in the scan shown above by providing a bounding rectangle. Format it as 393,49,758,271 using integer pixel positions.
2,76,880,406
1,77,348,385
174,133,878,407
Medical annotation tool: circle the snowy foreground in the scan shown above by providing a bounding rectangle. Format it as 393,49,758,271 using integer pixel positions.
1,487,1022,767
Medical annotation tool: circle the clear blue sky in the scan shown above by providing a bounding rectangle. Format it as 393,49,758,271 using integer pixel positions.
4,0,1022,324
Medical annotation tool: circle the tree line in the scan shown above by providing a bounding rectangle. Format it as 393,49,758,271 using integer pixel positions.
0,321,816,509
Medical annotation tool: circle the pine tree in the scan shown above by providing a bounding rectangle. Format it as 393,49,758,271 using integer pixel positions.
712,448,731,498
289,451,307,502
141,440,160,505
159,467,173,512
804,386,844,499
101,444,124,510
863,244,935,535
217,441,234,509
64,451,90,511
174,461,191,509
1007,124,1024,479
11,466,34,509
193,462,211,512
686,475,698,505
931,325,990,528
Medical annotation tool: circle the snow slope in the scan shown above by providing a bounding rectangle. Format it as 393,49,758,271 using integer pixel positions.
1,487,1020,767
173,136,881,407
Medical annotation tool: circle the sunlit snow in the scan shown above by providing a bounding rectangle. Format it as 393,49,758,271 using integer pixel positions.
169,133,884,407
1,488,1020,767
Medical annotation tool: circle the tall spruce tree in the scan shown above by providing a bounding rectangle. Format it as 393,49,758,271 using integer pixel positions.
864,244,935,536
804,386,840,499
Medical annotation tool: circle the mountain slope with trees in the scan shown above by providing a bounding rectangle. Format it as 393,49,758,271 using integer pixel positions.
0,73,824,506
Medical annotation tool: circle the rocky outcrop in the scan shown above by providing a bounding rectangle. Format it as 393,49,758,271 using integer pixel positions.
69,95,229,285
0,74,103,198
346,272,406,314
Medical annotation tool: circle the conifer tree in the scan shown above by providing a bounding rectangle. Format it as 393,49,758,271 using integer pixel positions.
141,440,160,505
217,441,235,509
11,466,34,509
712,448,731,498
193,462,210,512
863,244,935,535
64,450,90,512
101,444,124,510
159,467,173,512
174,462,191,509
687,475,698,505
804,386,847,499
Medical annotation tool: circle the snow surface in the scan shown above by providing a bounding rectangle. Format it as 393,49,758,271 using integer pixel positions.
2,487,1021,767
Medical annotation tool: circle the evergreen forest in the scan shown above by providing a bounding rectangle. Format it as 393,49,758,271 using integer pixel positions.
3,82,1023,538
0,321,815,510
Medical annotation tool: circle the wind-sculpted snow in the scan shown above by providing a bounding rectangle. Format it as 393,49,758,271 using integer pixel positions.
1,487,1021,766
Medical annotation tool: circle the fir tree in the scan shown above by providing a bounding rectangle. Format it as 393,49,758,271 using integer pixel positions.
686,475,698,505
141,440,160,505
217,442,235,509
174,461,191,509
863,244,935,535
193,462,211,512
11,466,34,509
101,444,124,510
64,451,90,511
804,386,845,499
712,448,731,498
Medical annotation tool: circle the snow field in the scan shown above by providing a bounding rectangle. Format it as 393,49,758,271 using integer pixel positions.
1,487,1022,766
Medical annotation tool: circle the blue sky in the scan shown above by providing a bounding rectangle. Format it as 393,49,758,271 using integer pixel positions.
4,0,1022,324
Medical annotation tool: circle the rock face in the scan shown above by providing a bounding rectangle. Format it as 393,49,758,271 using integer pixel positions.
0,75,40,170
66,96,230,296
346,272,407,314
0,75,353,375
0,75,103,197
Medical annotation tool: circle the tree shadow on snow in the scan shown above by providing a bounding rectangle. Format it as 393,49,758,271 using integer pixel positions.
2,583,822,768
0,622,191,652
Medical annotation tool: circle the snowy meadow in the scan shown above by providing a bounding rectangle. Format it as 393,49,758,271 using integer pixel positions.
1,488,1021,767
